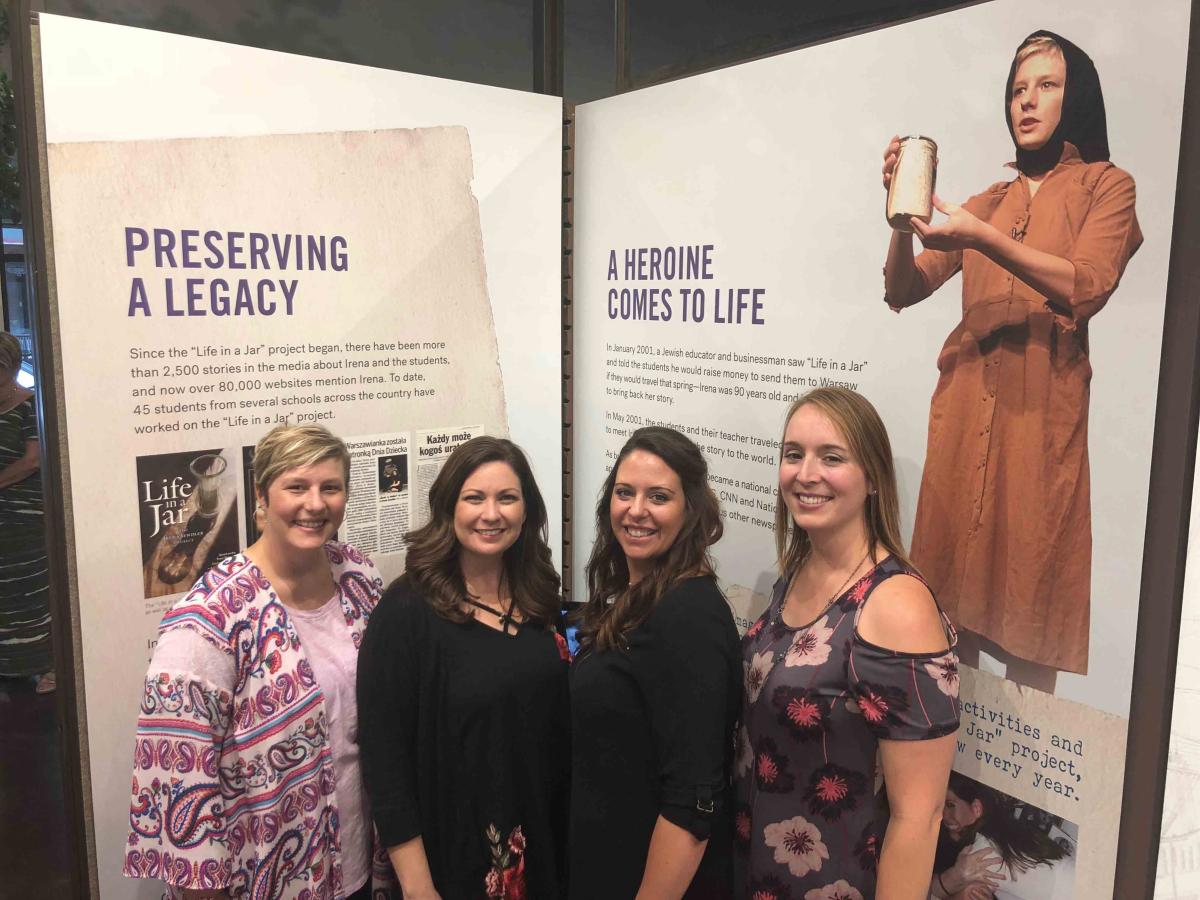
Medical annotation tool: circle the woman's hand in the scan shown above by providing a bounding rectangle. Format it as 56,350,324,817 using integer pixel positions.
941,845,1006,893
882,134,902,190
387,837,442,900
911,195,990,251
951,884,996,900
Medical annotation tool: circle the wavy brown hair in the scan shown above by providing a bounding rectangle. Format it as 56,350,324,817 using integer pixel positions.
774,388,911,579
403,436,560,629
580,427,722,653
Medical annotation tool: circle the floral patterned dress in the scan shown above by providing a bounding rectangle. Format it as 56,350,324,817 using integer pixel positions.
733,556,959,900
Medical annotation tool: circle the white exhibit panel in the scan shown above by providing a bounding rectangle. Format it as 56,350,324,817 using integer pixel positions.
572,0,1191,897
36,14,561,898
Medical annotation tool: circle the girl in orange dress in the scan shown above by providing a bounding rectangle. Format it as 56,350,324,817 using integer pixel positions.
882,31,1142,691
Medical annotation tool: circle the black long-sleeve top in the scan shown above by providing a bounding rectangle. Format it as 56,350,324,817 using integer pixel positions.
568,575,742,899
357,574,571,899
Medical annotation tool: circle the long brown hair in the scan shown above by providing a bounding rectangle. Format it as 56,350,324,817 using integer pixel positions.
580,427,722,652
774,388,911,578
403,436,560,629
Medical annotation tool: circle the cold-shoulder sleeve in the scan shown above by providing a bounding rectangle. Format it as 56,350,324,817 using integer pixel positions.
846,585,960,742
631,577,740,839
124,582,236,891
357,579,425,846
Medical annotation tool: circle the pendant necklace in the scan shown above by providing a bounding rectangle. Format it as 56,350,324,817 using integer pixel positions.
771,550,870,663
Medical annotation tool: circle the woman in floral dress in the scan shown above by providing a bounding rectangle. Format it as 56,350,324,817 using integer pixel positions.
735,388,960,900
358,437,570,899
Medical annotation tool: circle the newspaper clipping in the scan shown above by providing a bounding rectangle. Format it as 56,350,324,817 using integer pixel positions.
341,432,412,555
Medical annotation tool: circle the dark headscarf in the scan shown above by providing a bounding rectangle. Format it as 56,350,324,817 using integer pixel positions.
1005,30,1110,174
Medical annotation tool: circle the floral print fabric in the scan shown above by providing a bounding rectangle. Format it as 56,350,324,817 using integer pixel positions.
734,556,959,899
485,824,527,898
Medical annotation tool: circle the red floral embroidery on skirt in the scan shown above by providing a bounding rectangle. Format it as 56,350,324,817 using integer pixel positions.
484,824,527,899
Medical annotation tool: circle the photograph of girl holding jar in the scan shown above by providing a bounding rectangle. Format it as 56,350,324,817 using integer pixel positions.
881,31,1142,693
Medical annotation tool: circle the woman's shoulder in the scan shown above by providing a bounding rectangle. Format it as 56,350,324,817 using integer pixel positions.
652,574,735,630
324,540,379,576
1076,159,1136,196
377,571,436,619
0,393,36,420
159,552,261,640
659,572,722,604
855,560,949,655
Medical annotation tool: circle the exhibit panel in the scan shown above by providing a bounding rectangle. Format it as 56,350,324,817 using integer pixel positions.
572,0,1191,896
34,14,562,898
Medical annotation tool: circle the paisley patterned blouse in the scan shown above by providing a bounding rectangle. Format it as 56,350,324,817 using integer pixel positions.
733,556,960,900
123,542,395,900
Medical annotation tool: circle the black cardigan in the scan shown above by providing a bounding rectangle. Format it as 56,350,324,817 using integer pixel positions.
357,574,571,899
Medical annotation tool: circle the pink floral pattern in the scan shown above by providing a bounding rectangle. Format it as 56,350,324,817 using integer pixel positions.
804,880,864,900
771,685,828,742
784,617,834,667
735,556,960,897
925,651,960,697
745,649,775,704
763,815,829,877
749,875,790,900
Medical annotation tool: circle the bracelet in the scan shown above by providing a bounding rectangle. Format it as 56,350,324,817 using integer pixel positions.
938,871,950,895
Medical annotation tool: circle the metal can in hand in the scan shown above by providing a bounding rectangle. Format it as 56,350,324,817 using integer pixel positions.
886,136,937,232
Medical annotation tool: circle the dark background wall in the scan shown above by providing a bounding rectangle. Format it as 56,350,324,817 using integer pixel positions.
38,0,970,103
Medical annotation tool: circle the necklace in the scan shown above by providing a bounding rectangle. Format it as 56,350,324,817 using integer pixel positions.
462,595,519,635
462,575,520,636
772,550,870,659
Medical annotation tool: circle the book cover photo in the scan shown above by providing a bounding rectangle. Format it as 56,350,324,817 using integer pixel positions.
136,447,240,598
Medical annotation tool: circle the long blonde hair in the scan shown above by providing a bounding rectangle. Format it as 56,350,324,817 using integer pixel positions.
774,388,911,577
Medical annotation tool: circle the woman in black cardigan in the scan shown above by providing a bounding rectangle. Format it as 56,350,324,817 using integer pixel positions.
570,426,741,899
358,436,570,899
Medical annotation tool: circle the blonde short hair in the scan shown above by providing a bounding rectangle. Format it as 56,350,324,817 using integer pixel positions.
1014,35,1064,70
252,424,350,497
0,332,22,375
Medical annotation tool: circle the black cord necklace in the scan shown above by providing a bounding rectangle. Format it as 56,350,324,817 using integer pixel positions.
461,594,520,636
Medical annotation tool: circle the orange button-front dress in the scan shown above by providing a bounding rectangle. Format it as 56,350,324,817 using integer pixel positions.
888,143,1142,674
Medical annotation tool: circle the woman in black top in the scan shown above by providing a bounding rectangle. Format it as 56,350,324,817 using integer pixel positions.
571,426,741,899
358,436,570,899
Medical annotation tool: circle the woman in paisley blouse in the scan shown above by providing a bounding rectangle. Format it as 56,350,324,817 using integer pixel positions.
124,424,395,900
735,388,960,900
